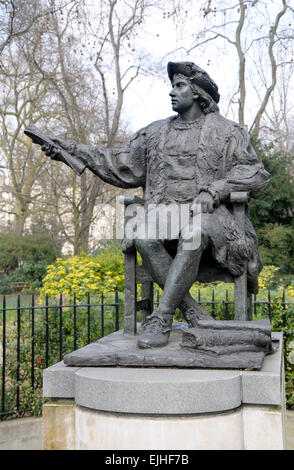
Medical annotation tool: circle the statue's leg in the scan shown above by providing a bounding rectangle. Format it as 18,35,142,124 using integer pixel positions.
135,239,172,290
135,238,211,323
156,231,209,315
135,232,210,348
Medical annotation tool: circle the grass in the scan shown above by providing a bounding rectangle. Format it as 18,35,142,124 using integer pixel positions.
0,294,39,322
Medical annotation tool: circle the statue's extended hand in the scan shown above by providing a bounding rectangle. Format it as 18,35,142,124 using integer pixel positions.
193,192,214,213
41,138,77,162
41,138,63,162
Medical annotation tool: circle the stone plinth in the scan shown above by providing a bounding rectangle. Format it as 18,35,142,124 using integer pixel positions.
42,332,286,450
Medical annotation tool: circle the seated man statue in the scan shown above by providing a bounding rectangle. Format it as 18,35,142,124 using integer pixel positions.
39,61,270,349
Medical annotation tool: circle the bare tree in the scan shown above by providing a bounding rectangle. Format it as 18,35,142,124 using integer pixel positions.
17,0,154,253
92,0,151,146
172,0,293,138
0,0,79,57
0,0,167,253
0,43,50,235
25,0,157,254
258,61,294,154
0,0,85,238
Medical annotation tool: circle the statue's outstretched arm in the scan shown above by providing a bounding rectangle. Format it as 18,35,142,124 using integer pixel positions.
24,124,146,189
24,124,85,176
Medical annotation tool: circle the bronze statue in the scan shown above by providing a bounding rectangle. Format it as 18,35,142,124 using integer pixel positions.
25,61,270,351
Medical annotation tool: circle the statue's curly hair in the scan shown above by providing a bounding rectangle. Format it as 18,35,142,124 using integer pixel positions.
190,81,219,114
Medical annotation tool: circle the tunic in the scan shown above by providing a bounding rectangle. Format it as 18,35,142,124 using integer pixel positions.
73,112,270,294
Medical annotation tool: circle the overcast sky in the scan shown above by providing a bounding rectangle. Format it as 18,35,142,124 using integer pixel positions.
111,0,294,135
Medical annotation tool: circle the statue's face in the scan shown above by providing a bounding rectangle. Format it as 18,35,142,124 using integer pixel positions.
169,75,195,114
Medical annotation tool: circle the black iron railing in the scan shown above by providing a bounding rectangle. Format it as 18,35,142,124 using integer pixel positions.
0,287,293,420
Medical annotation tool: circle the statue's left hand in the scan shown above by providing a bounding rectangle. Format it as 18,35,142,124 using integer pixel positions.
193,192,214,213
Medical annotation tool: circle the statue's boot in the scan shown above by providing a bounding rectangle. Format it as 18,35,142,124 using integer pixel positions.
137,296,212,348
137,311,173,349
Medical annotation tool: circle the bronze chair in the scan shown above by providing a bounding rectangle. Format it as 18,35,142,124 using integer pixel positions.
120,192,252,335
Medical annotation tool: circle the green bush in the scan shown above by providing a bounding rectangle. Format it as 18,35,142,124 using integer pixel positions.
257,224,294,277
0,233,58,293
265,296,294,409
249,141,294,229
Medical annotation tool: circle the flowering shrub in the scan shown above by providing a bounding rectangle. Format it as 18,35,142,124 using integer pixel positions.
39,248,124,301
258,265,280,290
258,265,294,300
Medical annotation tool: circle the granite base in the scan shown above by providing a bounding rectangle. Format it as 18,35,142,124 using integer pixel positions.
42,332,286,450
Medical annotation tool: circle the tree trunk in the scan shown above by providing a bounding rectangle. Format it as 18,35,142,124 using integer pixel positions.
13,205,27,236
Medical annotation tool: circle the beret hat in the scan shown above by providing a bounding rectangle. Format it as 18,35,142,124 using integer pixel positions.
167,61,220,104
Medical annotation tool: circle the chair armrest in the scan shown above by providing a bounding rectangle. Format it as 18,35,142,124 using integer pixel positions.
119,195,145,206
230,191,249,204
230,192,248,231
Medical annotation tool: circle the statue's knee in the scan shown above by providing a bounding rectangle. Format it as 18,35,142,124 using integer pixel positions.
200,228,209,248
178,227,209,253
134,239,162,253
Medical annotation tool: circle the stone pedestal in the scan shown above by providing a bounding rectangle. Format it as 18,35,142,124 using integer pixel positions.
42,332,286,450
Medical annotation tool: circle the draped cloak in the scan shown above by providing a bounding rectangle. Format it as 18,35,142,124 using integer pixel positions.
73,112,270,294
